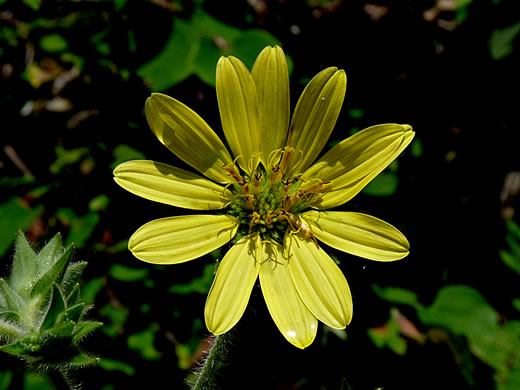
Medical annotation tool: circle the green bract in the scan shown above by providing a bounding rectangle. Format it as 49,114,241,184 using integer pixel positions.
0,232,102,374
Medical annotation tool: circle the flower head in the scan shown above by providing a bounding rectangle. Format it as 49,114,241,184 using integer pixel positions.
113,45,414,349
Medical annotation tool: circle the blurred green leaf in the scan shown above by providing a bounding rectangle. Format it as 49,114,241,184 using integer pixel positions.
137,17,199,91
56,208,100,248
114,0,127,10
89,194,110,212
367,314,407,355
0,197,43,257
40,34,68,53
23,0,40,11
362,171,398,196
348,108,364,119
100,304,129,338
500,368,520,390
372,285,423,310
228,29,282,68
138,8,283,89
99,358,135,376
513,298,520,312
505,219,520,240
50,146,89,175
455,0,472,23
127,30,136,53
27,185,52,199
127,326,161,360
168,264,214,294
97,42,111,56
0,176,35,187
0,371,13,389
111,144,146,169
500,250,520,274
419,285,498,335
500,220,520,274
24,372,53,390
176,343,194,370
81,277,105,305
490,21,520,60
109,264,149,282
61,52,85,71
410,138,423,158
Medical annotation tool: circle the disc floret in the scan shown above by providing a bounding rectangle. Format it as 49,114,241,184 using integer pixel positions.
226,147,328,245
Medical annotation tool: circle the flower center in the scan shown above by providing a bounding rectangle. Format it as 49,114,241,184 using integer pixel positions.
225,147,327,245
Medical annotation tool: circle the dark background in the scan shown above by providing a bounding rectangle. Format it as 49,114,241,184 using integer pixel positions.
1,0,519,389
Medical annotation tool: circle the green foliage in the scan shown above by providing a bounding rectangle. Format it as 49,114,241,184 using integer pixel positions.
49,146,89,175
168,263,215,294
372,285,423,309
109,264,149,282
410,138,423,158
367,311,408,355
56,208,100,248
0,198,43,257
22,0,40,11
99,358,135,376
40,34,68,53
500,219,520,274
489,21,520,60
127,325,161,360
0,233,102,385
137,7,285,90
362,171,399,196
111,144,146,169
375,284,520,389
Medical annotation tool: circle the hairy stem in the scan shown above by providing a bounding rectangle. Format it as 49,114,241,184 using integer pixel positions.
191,328,236,390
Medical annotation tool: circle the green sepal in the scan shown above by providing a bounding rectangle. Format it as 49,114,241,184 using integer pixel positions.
66,283,80,307
73,321,103,342
66,352,101,368
41,320,75,341
9,232,38,296
0,334,40,357
36,233,64,275
31,244,73,299
63,303,86,324
0,310,21,322
61,262,87,296
43,351,101,370
0,279,23,312
40,283,66,331
0,318,24,340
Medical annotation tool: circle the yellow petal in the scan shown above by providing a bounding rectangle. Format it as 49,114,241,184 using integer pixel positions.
251,45,290,164
114,160,232,210
205,234,260,335
216,56,261,173
129,215,238,264
303,124,415,209
145,93,233,184
286,67,346,175
258,240,317,349
302,211,409,261
286,234,352,329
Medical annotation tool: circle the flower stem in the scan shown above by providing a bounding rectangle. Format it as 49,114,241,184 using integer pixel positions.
191,328,236,390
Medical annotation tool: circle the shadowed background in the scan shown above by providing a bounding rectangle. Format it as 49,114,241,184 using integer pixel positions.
1,0,519,389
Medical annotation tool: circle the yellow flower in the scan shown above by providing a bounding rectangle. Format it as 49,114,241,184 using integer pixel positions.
113,45,414,349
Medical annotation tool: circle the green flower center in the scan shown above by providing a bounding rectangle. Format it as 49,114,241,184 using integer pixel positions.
225,147,327,244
